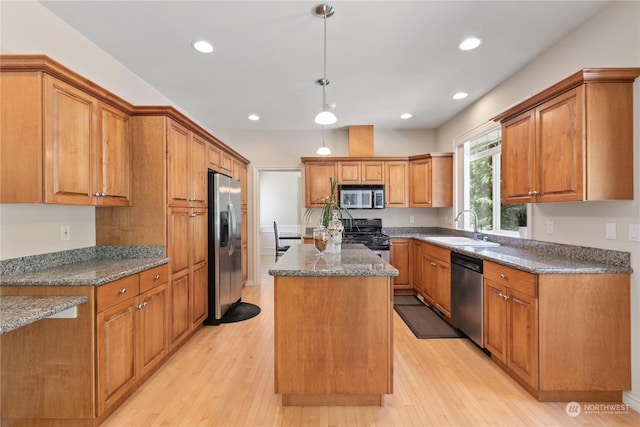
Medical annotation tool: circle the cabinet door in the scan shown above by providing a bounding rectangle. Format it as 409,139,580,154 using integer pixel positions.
168,208,190,277
384,161,409,207
435,260,451,319
170,273,190,347
361,161,384,184
507,287,538,388
421,253,436,305
190,134,207,206
337,161,361,184
305,162,336,207
412,241,422,294
483,280,507,363
389,239,410,288
167,119,191,206
409,159,432,207
43,75,97,205
137,283,168,377
191,208,208,267
96,103,131,206
191,263,208,328
501,110,536,203
535,87,584,203
97,298,137,415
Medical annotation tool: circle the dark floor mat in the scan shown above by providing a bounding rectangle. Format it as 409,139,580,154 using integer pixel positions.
394,303,464,339
394,295,425,306
220,302,261,323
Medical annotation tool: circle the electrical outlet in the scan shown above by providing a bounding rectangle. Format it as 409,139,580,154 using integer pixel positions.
546,220,554,234
630,224,640,243
409,216,415,224
605,223,616,240
61,225,70,241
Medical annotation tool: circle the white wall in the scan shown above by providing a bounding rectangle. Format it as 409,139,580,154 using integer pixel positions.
259,171,301,252
436,1,640,407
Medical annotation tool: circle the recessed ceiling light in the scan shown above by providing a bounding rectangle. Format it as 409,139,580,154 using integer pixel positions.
453,92,468,100
192,40,214,53
459,37,482,51
400,113,412,119
247,114,260,121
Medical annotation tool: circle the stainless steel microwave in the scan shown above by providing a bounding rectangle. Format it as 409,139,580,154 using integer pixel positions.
339,185,384,209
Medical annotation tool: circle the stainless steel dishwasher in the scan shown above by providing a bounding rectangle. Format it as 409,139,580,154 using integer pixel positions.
451,252,484,348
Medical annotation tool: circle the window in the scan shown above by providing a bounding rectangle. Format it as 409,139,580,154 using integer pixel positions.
456,124,526,234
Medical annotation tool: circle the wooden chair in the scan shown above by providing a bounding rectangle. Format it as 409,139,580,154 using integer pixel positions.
274,221,291,261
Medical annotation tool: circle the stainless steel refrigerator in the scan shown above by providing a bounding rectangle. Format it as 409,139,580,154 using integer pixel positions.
204,170,242,325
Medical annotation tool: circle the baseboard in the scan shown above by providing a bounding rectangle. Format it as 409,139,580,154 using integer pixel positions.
623,391,640,413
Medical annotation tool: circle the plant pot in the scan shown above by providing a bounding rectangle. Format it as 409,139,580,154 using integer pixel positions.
518,226,528,239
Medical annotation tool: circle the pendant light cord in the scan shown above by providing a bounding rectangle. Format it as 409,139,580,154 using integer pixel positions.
322,8,328,110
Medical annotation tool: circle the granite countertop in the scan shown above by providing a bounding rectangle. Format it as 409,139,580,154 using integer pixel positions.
387,232,632,275
0,257,170,286
269,244,399,277
0,295,88,334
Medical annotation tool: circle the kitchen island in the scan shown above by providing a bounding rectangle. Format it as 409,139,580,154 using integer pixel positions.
269,244,398,406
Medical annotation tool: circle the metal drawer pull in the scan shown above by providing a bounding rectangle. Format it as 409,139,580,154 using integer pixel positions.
153,274,161,280
500,273,507,279
118,288,127,295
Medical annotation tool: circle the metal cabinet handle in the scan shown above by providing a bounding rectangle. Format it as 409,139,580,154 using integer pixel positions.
153,274,161,280
528,190,540,196
137,301,148,310
118,288,127,295
500,273,507,279
498,292,510,301
430,262,437,267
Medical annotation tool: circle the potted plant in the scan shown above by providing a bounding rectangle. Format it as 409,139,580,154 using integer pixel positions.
514,206,528,238
304,177,353,253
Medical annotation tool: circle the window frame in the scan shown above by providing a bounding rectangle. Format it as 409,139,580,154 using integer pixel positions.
454,122,529,237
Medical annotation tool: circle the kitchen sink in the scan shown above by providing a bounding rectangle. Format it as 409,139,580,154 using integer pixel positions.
424,236,501,247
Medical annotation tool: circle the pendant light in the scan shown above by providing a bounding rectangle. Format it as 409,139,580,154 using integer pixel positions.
316,126,331,155
314,4,337,126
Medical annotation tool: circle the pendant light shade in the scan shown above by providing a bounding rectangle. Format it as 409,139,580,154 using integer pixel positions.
314,4,337,126
316,126,332,156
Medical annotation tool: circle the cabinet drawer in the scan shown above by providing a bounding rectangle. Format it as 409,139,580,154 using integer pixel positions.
97,275,139,312
484,262,537,298
140,264,169,293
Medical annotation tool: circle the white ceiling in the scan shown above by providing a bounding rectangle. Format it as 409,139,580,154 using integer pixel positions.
39,0,609,132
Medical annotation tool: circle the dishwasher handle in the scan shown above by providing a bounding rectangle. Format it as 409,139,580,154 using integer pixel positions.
451,252,483,274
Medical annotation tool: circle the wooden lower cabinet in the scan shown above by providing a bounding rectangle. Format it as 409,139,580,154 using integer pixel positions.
97,266,169,417
416,242,451,319
483,261,630,401
170,272,191,347
389,239,411,291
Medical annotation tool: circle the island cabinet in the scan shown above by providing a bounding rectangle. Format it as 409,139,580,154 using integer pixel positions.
483,261,631,402
1,56,133,206
495,68,640,203
271,245,396,406
390,238,411,291
408,153,453,208
419,242,451,319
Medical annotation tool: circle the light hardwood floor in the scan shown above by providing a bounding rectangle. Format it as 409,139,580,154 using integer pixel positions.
102,257,640,427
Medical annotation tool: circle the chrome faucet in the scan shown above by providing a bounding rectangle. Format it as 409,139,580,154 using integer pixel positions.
454,209,481,240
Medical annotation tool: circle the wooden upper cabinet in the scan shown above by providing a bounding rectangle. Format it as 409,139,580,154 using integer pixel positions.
337,160,383,184
167,121,206,207
1,63,132,206
44,75,97,205
303,161,336,207
96,102,132,206
190,133,207,206
496,68,640,203
384,161,409,208
409,154,452,208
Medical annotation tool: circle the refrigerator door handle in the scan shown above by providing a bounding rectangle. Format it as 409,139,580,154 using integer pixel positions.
228,201,236,256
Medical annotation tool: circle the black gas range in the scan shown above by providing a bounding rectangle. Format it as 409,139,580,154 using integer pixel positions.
342,218,390,261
